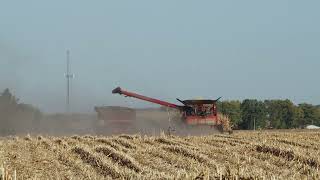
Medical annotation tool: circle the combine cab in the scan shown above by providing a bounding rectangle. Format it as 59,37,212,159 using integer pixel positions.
112,87,232,134
94,106,136,135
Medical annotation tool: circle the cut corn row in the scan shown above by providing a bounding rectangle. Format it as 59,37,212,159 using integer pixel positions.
0,130,319,179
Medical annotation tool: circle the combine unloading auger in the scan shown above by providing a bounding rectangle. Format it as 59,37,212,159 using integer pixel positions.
112,87,232,134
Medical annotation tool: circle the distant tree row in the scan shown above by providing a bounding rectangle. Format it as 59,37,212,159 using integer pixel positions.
0,88,42,135
217,99,320,130
2,88,319,133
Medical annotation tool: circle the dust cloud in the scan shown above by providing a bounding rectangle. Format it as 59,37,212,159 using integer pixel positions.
0,107,220,137
0,44,219,137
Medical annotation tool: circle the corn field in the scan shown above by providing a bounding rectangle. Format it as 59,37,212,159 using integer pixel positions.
0,130,319,179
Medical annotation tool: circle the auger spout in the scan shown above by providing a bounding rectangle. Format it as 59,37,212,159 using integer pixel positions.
112,87,182,109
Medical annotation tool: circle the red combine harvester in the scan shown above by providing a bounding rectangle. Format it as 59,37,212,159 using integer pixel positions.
112,87,232,134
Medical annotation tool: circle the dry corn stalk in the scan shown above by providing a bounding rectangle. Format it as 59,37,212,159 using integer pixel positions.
0,165,4,180
0,131,319,179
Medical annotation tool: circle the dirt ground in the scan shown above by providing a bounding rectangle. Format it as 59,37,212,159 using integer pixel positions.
0,130,319,179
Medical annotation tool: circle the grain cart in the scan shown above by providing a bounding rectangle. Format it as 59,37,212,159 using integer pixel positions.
94,106,136,134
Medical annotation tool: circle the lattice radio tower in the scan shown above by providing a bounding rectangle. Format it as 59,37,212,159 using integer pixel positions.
65,50,74,113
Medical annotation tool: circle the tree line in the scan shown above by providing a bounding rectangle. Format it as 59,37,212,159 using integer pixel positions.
0,88,42,135
1,88,320,133
217,99,320,130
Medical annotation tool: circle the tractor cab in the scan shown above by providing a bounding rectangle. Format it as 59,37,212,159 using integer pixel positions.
179,99,220,125
178,99,218,116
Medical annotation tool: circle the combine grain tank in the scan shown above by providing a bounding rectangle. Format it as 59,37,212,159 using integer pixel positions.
94,106,136,134
112,87,232,134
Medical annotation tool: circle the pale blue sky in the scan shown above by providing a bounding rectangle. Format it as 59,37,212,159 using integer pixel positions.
0,1,319,112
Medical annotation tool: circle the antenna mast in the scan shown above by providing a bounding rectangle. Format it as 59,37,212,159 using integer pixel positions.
65,50,74,113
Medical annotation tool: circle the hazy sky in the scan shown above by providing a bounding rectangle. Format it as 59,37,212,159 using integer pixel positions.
1,1,319,112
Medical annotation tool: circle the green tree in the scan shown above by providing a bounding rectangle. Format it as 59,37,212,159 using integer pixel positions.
0,88,43,135
0,88,19,134
217,100,242,129
315,107,320,126
240,99,267,130
299,103,319,126
292,106,304,128
264,99,299,129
